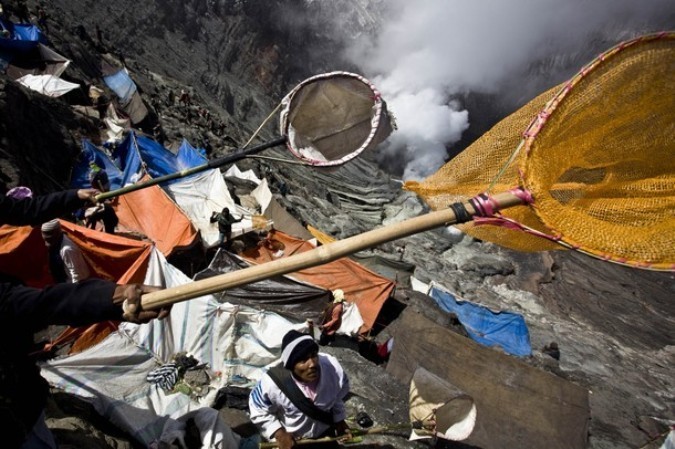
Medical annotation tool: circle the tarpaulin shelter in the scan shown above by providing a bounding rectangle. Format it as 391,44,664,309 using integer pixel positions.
197,250,331,322
0,220,153,287
0,18,46,51
100,60,148,124
240,229,395,332
124,134,267,248
387,309,589,449
0,220,158,351
40,249,329,448
427,282,532,357
0,21,77,97
71,137,199,256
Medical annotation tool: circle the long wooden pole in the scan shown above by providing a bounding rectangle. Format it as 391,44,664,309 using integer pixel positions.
141,191,525,310
95,137,288,202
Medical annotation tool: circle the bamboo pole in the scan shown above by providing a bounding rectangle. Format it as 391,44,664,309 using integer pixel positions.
95,137,288,202
141,191,525,310
258,423,425,448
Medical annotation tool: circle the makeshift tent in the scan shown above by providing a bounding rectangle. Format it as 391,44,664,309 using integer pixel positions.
101,64,148,124
196,250,331,321
3,43,70,79
114,175,200,256
0,220,159,352
387,309,589,449
426,282,532,357
0,34,77,96
40,249,324,448
123,134,268,248
197,250,365,336
0,220,153,288
16,74,79,97
0,18,46,51
71,138,199,256
240,229,395,332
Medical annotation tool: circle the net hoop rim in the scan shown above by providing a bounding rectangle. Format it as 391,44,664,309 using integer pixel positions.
279,71,386,167
519,31,675,271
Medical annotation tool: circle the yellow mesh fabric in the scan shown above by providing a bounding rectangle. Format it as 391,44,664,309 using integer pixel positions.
406,33,675,270
405,84,564,252
523,35,675,269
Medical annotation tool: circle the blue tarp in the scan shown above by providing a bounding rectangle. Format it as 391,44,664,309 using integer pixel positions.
71,132,206,190
0,19,46,51
103,69,137,103
71,137,143,190
429,285,532,357
134,134,207,184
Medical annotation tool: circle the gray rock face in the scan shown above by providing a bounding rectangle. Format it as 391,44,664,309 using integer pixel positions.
0,1,672,449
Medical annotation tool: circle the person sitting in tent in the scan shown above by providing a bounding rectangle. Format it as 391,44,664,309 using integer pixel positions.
41,219,91,283
0,187,171,448
318,289,346,346
248,330,352,449
210,207,243,248
14,0,29,23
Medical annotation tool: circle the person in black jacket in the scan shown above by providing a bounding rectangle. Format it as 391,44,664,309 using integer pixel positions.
0,188,170,449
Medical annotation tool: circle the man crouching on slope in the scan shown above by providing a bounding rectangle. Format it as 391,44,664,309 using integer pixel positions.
249,330,352,449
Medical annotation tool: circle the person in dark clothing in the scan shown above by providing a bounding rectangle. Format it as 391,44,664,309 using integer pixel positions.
85,164,119,234
0,188,171,448
210,207,243,248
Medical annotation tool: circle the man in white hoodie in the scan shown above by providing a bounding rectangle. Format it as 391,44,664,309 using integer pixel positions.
249,330,352,449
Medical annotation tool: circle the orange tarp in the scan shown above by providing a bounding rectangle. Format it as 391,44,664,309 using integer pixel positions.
241,230,395,332
0,220,154,351
113,177,198,257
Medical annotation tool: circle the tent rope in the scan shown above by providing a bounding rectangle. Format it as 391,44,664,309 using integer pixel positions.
242,101,282,149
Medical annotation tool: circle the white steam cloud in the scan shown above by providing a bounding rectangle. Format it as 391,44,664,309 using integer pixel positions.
343,0,673,180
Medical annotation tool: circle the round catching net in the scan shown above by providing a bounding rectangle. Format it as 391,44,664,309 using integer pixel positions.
279,71,394,166
406,32,675,270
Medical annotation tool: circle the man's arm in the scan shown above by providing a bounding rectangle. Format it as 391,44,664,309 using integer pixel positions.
0,189,98,226
0,280,169,330
249,376,286,441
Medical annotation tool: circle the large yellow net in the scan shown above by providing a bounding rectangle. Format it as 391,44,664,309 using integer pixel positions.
406,33,675,271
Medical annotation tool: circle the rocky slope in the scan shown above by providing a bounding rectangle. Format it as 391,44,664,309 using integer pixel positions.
0,1,673,448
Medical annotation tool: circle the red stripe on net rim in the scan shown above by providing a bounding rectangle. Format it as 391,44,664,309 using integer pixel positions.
279,71,387,167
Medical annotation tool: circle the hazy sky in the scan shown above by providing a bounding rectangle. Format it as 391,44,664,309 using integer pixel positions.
339,0,674,179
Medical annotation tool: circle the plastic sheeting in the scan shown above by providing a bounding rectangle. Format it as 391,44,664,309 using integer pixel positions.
0,18,45,50
17,74,79,97
241,230,394,332
427,282,532,357
103,68,137,103
166,168,256,248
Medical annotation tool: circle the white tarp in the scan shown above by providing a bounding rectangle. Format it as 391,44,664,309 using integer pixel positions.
250,178,273,213
165,169,260,248
17,74,79,97
41,249,300,448
224,164,262,185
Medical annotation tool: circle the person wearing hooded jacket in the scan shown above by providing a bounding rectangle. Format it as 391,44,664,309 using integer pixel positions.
0,188,170,449
248,330,351,449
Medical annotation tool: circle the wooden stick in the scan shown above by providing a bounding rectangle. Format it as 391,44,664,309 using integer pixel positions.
258,423,426,448
141,191,525,310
